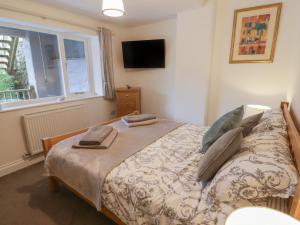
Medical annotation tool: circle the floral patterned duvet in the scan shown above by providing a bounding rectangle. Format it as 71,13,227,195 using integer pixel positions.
102,110,296,225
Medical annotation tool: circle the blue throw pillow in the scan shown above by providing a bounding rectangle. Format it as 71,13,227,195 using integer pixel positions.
201,105,244,153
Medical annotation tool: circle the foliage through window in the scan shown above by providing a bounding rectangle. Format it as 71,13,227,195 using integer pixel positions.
0,25,93,104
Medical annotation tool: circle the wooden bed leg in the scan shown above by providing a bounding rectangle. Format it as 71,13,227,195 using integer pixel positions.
48,177,60,192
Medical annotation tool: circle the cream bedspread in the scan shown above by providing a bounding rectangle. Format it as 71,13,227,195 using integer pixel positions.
45,119,182,210
102,124,289,225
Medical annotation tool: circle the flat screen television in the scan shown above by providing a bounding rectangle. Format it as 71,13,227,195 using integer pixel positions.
122,39,165,68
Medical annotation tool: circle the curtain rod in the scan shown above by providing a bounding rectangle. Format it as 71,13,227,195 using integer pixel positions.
0,5,100,32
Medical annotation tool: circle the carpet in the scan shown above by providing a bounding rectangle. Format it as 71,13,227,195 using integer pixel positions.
0,162,117,225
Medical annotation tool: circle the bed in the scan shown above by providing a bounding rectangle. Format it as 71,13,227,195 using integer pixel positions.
42,102,300,225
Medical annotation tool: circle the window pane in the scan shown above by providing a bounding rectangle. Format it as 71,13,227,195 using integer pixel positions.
29,32,64,98
64,39,89,94
0,26,63,103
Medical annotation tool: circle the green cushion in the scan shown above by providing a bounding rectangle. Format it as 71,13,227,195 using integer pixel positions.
201,105,244,153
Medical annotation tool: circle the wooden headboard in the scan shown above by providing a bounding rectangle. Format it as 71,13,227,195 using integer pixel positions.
281,102,300,219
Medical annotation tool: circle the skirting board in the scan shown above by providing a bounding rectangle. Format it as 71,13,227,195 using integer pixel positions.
0,156,44,178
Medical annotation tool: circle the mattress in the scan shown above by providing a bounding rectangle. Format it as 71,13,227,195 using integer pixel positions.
267,197,289,213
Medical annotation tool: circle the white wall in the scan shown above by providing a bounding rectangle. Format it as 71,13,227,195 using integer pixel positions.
2,0,300,176
119,0,300,126
0,0,126,177
0,98,115,177
289,78,300,131
207,0,300,124
0,0,123,35
116,19,178,119
117,4,215,125
175,5,215,125
287,30,300,131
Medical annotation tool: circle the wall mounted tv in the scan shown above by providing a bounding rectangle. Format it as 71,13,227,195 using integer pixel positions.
122,39,165,68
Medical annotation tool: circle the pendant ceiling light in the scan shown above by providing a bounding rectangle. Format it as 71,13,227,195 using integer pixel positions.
102,0,125,17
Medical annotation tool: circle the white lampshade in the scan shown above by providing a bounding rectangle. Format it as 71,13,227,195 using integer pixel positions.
102,0,125,17
244,104,271,118
226,207,300,225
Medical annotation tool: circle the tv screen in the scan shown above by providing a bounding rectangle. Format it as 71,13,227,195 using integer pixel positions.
122,39,165,68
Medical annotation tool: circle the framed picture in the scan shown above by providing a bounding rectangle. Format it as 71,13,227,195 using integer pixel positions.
229,3,282,64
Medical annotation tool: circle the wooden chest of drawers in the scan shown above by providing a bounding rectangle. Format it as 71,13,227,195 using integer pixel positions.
116,87,141,117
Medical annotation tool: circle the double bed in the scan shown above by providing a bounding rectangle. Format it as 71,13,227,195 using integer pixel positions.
42,102,300,225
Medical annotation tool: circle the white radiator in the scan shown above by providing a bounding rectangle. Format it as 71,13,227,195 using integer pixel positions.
22,105,89,155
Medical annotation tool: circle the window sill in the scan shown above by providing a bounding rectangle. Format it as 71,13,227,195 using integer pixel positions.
0,95,105,113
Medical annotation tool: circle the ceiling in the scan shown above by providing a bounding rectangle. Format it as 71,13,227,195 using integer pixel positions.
27,0,205,26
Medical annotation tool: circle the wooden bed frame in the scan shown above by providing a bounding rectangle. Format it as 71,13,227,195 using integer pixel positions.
281,102,300,220
42,112,140,225
42,103,300,224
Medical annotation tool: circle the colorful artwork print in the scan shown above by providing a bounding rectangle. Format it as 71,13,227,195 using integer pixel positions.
239,14,270,55
229,3,282,63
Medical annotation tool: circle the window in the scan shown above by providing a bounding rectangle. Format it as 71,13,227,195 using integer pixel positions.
0,24,98,106
63,38,90,95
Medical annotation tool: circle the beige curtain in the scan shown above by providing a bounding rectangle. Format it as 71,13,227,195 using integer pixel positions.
98,27,115,100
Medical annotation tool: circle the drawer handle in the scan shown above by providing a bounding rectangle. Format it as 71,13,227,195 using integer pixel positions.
125,94,129,97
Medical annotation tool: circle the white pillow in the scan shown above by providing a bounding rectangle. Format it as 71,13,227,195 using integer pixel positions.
251,109,287,134
203,130,298,202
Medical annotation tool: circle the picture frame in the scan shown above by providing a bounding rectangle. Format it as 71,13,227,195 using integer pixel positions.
229,3,282,64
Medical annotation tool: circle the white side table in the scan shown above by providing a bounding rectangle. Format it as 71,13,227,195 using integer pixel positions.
226,207,299,225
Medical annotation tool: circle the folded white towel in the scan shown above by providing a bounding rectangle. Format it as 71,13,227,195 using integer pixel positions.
122,118,159,127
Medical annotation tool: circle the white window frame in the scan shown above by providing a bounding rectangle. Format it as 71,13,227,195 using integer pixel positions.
0,21,97,110
58,35,94,100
